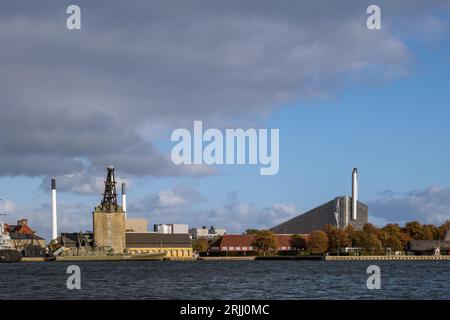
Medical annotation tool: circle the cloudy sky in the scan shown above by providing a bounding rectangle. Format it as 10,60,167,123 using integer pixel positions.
1,1,450,240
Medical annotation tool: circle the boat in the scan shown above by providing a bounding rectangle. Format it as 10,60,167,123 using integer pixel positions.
0,216,21,262
55,252,166,262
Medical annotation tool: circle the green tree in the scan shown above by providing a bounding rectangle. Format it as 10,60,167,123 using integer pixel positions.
306,230,329,254
438,220,450,239
383,235,403,252
251,230,278,256
290,234,306,254
192,238,209,252
353,231,383,254
422,224,438,240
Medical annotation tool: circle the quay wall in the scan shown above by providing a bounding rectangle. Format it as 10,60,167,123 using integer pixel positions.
325,255,450,261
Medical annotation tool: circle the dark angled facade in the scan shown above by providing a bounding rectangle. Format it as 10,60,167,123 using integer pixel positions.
270,196,368,234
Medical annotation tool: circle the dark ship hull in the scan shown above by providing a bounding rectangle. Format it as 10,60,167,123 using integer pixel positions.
0,249,22,262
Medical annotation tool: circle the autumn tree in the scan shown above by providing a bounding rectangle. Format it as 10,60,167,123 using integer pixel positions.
323,224,350,252
306,230,329,254
382,235,403,252
245,229,261,235
382,223,410,250
252,230,278,256
403,221,435,240
352,230,383,254
438,220,450,240
290,234,307,254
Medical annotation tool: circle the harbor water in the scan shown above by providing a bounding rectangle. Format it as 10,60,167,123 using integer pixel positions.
0,260,449,299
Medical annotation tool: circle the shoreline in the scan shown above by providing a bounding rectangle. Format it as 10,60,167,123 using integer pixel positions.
17,255,450,262
324,255,450,261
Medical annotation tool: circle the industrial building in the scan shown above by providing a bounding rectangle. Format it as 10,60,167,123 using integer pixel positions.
209,234,296,255
154,223,189,234
189,226,226,240
270,168,368,234
126,233,193,258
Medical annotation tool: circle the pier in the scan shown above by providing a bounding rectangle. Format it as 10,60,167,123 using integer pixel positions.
325,255,450,261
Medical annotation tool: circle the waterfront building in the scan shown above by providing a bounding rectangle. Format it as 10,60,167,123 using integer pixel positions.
4,219,45,256
408,240,450,255
9,233,45,256
126,233,193,258
189,226,226,240
209,234,297,255
5,219,35,235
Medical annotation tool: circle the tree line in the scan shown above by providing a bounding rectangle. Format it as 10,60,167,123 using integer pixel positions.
247,220,450,255
192,221,450,256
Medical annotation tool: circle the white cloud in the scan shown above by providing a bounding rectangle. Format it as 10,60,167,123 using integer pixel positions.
128,185,298,233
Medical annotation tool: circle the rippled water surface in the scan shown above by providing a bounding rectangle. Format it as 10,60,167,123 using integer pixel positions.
0,261,449,299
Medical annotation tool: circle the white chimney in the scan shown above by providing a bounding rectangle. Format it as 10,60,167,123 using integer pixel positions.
122,182,127,219
352,168,358,220
51,178,58,241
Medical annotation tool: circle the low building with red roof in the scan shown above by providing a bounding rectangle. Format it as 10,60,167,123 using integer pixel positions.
209,234,309,255
5,219,35,235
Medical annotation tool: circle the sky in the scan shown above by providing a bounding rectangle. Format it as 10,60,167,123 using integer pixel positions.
0,1,450,241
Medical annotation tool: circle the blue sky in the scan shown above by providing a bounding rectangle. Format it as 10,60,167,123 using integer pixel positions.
0,1,450,240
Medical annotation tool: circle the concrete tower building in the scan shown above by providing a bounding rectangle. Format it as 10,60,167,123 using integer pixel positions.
51,178,58,241
122,182,127,219
93,166,126,254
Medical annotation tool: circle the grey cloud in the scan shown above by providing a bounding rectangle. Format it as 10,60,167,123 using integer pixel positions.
0,1,449,178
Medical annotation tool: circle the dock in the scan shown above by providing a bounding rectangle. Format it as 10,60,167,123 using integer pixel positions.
325,255,450,261
21,257,48,262
197,256,256,261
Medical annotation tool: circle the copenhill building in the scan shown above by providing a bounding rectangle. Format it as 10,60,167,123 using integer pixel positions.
270,168,368,234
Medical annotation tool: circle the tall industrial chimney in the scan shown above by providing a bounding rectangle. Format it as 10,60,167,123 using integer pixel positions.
352,168,358,220
51,178,58,241
122,182,127,219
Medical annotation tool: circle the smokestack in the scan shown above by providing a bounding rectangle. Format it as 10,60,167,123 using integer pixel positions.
51,178,58,241
122,182,127,219
352,168,358,220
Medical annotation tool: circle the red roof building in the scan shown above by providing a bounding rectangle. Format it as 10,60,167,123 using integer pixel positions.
5,219,35,235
